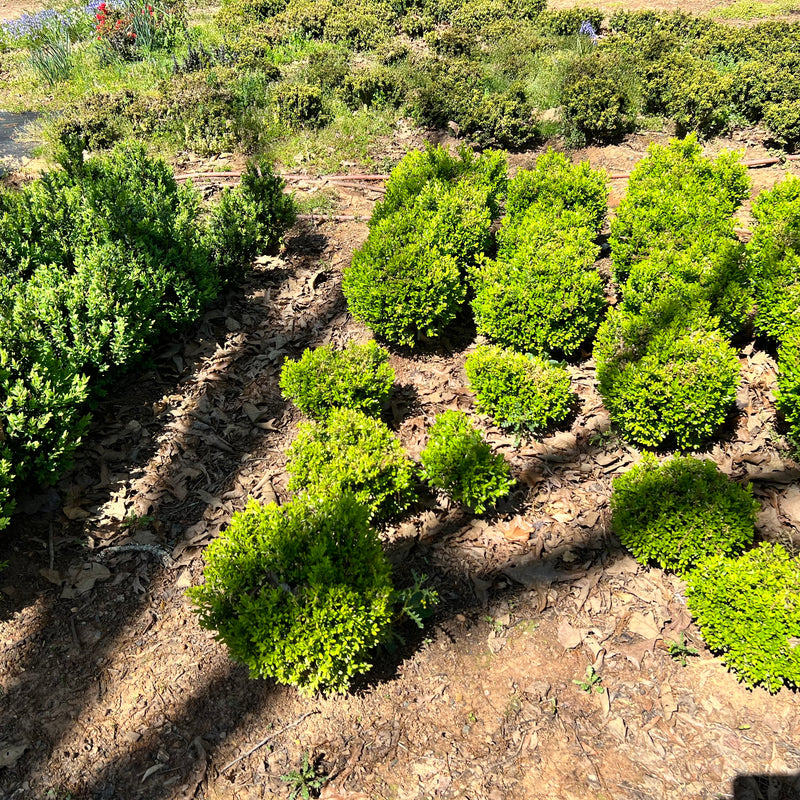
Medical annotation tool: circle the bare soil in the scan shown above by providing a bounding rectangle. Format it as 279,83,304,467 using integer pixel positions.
1,129,800,800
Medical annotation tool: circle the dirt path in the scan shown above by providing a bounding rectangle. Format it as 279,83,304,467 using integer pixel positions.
1,134,800,800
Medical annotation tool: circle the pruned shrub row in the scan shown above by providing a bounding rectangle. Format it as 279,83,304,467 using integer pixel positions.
597,137,748,450
0,143,295,530
343,145,505,347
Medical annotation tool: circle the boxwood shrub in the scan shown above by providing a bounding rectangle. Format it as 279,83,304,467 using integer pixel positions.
420,410,513,513
686,543,800,693
764,100,800,151
746,176,800,342
611,454,757,574
286,407,416,520
280,340,395,419
470,206,605,358
464,344,575,434
594,302,740,450
188,493,394,695
506,150,608,231
609,135,749,286
777,330,800,451
344,178,496,347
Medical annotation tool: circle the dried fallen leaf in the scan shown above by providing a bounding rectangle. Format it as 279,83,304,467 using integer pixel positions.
780,486,800,526
659,682,678,720
557,620,583,650
628,611,661,640
498,517,533,543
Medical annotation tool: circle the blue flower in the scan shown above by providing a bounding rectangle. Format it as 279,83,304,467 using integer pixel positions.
578,20,598,43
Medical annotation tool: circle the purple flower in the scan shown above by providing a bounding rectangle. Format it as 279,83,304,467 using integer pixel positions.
578,20,598,43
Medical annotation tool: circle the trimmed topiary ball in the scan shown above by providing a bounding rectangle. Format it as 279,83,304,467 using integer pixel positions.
686,543,800,693
506,150,609,231
188,492,394,695
777,329,800,452
464,344,575,434
594,302,740,450
287,407,416,520
280,340,394,419
470,205,606,358
611,453,757,574
420,410,513,513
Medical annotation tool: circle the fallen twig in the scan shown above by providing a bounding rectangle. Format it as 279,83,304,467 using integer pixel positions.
220,710,320,774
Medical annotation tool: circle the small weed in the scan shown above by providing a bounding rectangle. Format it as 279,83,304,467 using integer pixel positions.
483,614,505,635
294,187,339,216
666,633,699,667
121,513,154,530
281,753,327,799
573,665,603,693
467,711,477,724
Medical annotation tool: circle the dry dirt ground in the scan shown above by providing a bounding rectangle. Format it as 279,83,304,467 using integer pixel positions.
1,128,800,800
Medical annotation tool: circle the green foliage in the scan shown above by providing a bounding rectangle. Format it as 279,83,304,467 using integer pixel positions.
203,158,296,284
611,454,757,574
340,66,405,110
408,60,539,151
281,753,327,799
471,205,605,358
734,55,800,121
764,100,800,150
506,150,608,231
561,52,634,145
188,493,394,695
45,91,135,163
746,176,800,341
345,172,497,346
777,330,800,451
643,51,733,137
609,135,749,286
537,7,604,35
394,571,439,629
271,82,328,127
286,408,416,520
621,243,752,339
419,410,513,513
686,543,800,692
372,144,507,224
594,303,740,450
280,340,395,419
464,344,575,434
0,143,283,532
667,633,699,666
573,665,603,693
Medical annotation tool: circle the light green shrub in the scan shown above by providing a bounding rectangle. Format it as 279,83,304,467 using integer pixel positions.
609,135,749,286
371,144,507,224
420,410,513,513
687,543,800,693
776,330,800,451
594,302,740,450
280,340,395,419
746,176,800,342
286,408,416,520
506,150,608,231
611,453,757,574
471,206,605,358
344,179,494,346
188,493,394,695
464,344,575,434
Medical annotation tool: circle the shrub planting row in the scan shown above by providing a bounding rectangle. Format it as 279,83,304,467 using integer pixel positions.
0,143,295,531
611,455,798,692
595,136,749,450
